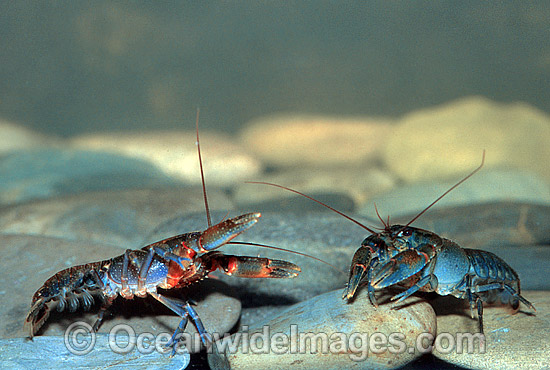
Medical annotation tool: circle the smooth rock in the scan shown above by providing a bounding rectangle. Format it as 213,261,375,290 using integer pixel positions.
234,166,396,207
360,169,550,219
240,115,393,167
0,234,241,354
208,289,436,370
383,96,550,182
0,120,59,155
432,291,548,370
71,130,262,186
0,148,181,205
0,187,233,247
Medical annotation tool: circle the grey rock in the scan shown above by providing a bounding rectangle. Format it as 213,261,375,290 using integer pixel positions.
360,169,550,219
0,187,233,247
0,148,183,205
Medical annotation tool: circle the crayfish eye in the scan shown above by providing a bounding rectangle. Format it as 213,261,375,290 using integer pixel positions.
398,228,412,237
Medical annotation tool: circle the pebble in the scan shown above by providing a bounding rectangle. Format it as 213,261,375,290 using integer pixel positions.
0,120,58,155
208,289,436,370
0,187,233,247
0,234,241,354
383,96,550,182
432,291,549,370
71,130,262,186
234,166,396,207
359,169,550,219
240,115,393,167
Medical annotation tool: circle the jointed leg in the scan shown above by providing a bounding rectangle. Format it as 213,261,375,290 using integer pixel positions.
149,292,211,357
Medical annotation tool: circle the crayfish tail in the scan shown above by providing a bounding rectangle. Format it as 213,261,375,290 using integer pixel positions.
24,298,49,339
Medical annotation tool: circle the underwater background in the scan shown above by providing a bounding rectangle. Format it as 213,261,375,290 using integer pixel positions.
1,2,549,370
1,2,549,135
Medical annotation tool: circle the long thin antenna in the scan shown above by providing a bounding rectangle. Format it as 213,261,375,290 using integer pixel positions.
228,241,346,275
195,108,212,228
246,182,377,234
404,150,486,228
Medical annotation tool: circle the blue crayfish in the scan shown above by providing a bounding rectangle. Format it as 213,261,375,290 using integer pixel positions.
252,152,536,333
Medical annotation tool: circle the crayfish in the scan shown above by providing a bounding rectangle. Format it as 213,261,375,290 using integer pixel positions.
251,151,536,333
25,112,302,355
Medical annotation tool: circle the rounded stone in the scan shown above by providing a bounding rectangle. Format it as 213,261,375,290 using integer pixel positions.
432,291,547,370
240,115,393,167
383,96,550,182
71,130,262,186
208,288,436,370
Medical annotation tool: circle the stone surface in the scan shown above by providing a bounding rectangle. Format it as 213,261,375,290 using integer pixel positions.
432,291,548,370
360,169,550,219
0,120,59,155
0,148,181,205
208,289,436,370
240,115,393,167
383,96,550,182
71,130,262,186
0,334,190,370
0,187,233,248
234,166,396,207
0,234,241,354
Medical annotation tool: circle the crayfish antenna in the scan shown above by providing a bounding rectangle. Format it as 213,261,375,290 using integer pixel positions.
228,241,346,275
403,150,486,228
195,108,212,228
246,182,378,235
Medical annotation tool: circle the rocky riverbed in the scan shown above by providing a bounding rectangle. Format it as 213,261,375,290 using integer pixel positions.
1,97,549,370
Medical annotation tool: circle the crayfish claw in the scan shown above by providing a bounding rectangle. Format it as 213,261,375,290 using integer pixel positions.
213,255,300,279
199,213,261,252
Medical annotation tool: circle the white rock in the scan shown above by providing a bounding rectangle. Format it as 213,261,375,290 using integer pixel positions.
383,96,550,182
241,115,393,167
71,130,262,186
0,119,58,154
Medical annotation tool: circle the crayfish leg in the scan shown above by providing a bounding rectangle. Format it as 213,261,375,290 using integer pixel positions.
92,296,116,332
149,292,211,357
